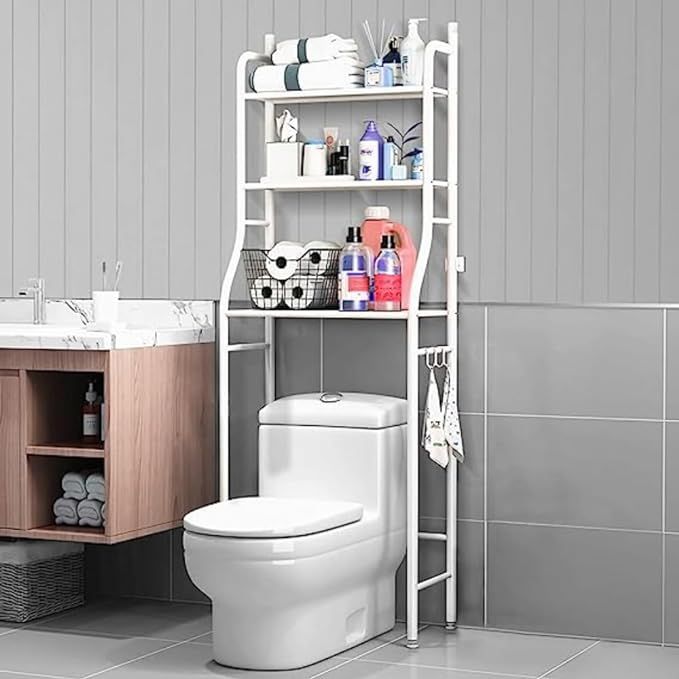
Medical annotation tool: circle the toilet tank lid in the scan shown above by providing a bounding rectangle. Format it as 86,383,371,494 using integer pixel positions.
259,392,407,429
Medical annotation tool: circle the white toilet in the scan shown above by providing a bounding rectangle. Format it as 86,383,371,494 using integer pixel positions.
183,392,407,670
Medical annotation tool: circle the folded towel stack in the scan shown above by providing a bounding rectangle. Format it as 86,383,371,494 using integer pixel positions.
251,34,363,93
54,470,106,528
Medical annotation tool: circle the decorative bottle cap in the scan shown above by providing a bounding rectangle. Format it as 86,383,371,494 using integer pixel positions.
346,226,363,243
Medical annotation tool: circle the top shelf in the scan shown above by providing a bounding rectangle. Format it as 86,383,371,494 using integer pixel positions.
244,85,449,105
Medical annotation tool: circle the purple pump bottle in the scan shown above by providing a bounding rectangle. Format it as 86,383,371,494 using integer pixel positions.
358,120,384,180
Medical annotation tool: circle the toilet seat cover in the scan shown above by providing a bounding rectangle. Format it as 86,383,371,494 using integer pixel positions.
183,497,364,538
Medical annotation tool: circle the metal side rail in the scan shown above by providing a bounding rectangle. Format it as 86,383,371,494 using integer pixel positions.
418,571,452,591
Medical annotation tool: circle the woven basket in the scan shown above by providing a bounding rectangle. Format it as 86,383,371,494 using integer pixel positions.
0,551,84,623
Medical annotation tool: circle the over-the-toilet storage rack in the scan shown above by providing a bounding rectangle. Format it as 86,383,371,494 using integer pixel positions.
219,22,461,649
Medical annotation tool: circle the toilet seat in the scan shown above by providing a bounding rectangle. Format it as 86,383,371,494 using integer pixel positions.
184,496,363,539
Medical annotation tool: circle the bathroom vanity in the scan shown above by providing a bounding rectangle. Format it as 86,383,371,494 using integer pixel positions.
0,299,216,544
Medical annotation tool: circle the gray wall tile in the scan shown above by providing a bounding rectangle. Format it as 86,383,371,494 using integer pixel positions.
664,312,679,419
665,423,679,532
275,319,321,398
488,307,662,418
397,519,484,627
665,535,679,645
420,414,484,521
487,523,662,642
488,416,662,530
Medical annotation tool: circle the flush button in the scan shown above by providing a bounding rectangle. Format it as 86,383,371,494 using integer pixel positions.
320,392,343,403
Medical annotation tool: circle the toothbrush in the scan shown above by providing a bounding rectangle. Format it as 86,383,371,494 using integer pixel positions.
113,261,123,292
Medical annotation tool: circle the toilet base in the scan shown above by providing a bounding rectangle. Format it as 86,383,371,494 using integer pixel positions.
211,576,396,670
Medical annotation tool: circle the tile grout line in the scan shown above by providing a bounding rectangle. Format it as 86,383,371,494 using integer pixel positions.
483,304,489,626
662,307,667,645
487,519,662,535
79,631,209,679
357,657,534,679
535,639,601,679
307,625,430,679
0,671,72,679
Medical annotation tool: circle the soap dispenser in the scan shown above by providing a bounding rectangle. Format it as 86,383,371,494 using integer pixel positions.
401,18,427,86
82,381,100,443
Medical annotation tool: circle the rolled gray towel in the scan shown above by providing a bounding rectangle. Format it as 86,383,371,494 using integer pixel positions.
62,471,87,501
77,498,103,528
85,472,106,502
53,497,78,526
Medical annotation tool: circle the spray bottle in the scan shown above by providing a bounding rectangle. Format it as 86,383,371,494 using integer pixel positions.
401,18,427,86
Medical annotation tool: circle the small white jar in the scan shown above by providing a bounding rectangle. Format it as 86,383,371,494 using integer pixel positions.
302,140,327,177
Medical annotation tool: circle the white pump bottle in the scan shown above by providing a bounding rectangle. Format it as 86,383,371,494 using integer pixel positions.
401,18,427,86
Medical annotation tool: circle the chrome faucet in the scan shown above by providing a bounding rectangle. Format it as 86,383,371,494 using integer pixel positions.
18,278,46,324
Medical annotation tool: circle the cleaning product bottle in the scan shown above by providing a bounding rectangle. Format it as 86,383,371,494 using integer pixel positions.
401,18,427,86
383,37,403,86
338,226,370,311
82,381,100,443
358,120,384,180
374,234,402,311
411,147,424,180
383,136,398,180
361,206,417,309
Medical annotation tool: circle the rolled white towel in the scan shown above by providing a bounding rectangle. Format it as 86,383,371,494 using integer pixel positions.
272,34,359,65
77,498,104,528
62,471,88,501
101,502,106,527
86,472,106,503
250,61,364,93
53,497,79,526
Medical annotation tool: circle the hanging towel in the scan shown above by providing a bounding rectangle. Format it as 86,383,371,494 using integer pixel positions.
442,365,464,463
61,471,88,501
85,472,106,503
77,499,104,528
250,61,364,93
53,497,79,526
272,35,360,65
421,368,449,468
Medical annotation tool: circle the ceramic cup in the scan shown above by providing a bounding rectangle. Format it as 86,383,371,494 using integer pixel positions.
92,291,120,330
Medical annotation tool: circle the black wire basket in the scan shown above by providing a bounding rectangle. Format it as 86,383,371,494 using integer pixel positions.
243,248,340,310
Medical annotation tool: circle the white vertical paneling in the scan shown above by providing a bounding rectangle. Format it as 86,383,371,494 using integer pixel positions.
660,0,679,301
530,0,558,303
583,0,610,303
456,0,482,301
169,0,195,299
0,0,11,296
221,0,248,294
272,0,300,244
556,0,585,303
39,0,65,297
117,0,143,298
323,0,353,243
195,0,222,298
608,0,636,302
142,0,169,297
91,0,117,293
64,0,91,297
13,0,39,290
479,0,507,302
634,0,662,302
298,0,326,245
505,0,532,302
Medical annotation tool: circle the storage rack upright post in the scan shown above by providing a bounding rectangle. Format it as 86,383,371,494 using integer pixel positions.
219,23,461,649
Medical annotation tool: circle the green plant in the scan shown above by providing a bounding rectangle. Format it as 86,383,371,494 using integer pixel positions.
384,121,422,163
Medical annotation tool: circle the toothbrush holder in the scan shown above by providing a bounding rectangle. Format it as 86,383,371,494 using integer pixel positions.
92,291,120,330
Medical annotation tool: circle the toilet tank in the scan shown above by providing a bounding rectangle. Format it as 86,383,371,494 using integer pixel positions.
258,392,407,520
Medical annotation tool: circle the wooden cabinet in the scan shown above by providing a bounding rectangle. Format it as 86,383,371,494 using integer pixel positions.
0,370,22,529
0,344,216,544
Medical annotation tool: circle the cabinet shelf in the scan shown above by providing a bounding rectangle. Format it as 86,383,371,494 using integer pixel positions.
27,525,107,544
243,85,448,104
245,178,433,192
26,442,105,459
223,308,449,320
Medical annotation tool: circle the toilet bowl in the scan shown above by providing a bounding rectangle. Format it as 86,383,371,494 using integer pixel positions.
183,392,407,670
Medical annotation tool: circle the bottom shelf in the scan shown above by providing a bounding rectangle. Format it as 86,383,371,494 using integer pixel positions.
27,524,107,544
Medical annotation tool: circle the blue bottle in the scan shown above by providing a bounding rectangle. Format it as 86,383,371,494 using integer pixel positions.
339,226,370,311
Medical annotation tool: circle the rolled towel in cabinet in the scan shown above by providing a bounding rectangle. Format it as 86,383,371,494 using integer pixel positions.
61,471,88,501
77,499,104,528
53,497,79,526
85,472,106,503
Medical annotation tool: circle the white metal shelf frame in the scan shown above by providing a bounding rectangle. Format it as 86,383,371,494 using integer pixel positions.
219,24,460,650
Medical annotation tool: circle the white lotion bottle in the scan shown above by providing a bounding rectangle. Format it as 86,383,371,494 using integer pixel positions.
401,18,427,86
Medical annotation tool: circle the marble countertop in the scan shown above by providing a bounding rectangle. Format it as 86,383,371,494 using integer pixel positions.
0,299,215,350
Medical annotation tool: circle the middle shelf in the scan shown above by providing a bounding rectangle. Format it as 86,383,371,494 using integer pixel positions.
27,443,105,459
244,178,450,192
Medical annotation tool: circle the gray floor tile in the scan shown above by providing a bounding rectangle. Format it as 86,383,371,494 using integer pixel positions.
31,599,211,642
360,626,591,677
0,628,172,678
487,416,662,530
328,659,526,679
95,638,348,679
0,674,70,679
487,523,662,642
546,641,679,678
335,623,407,659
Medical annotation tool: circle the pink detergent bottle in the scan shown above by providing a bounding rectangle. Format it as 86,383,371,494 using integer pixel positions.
361,206,417,309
